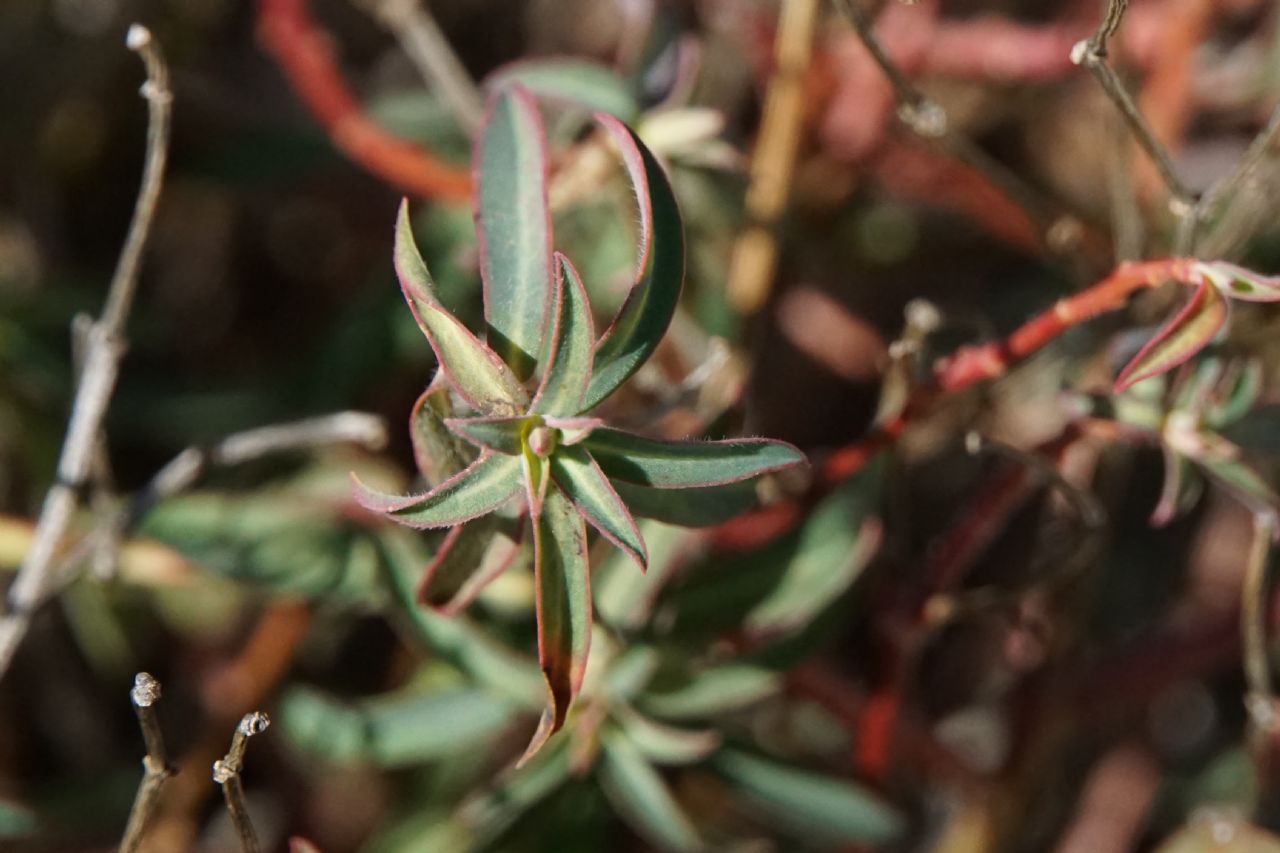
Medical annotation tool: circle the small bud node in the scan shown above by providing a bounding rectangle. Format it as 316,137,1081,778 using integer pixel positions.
131,672,162,708
126,24,152,51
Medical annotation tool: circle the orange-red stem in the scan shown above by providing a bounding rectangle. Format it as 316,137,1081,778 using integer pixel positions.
258,0,472,202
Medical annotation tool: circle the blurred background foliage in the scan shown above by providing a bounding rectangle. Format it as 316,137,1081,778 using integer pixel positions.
3,0,1280,851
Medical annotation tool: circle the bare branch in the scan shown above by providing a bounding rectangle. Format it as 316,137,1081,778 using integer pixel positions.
830,0,1067,248
361,0,485,134
0,24,172,680
120,672,175,853
1243,513,1277,731
213,712,271,853
1197,100,1280,233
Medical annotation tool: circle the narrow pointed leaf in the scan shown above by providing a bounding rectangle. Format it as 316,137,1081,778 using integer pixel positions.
520,487,592,765
487,59,640,122
395,202,528,412
599,730,704,853
583,427,806,488
614,705,721,766
352,453,522,529
477,86,554,380
280,686,515,767
744,460,885,637
533,254,596,416
1199,261,1280,302
550,445,647,570
377,528,544,709
611,479,759,527
444,415,530,456
1115,281,1229,392
1192,434,1280,516
409,379,470,485
641,665,780,720
581,116,686,411
418,516,525,614
714,750,904,845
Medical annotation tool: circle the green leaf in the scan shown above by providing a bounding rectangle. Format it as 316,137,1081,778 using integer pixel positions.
0,800,35,840
1192,435,1280,516
377,529,544,708
280,686,515,767
714,750,904,846
418,516,525,615
1155,816,1280,852
595,522,698,631
409,380,470,485
444,415,530,456
1115,281,1229,392
610,479,759,527
459,738,573,846
1199,261,1280,302
581,116,686,411
353,453,522,529
395,202,528,413
551,445,647,570
614,705,720,766
487,59,640,122
477,86,555,380
521,487,592,764
742,459,885,637
598,730,704,853
533,254,597,416
584,427,805,488
641,665,780,721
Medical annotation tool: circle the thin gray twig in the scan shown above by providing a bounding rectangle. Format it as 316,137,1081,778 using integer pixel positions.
214,712,271,853
0,24,172,680
1243,514,1277,719
830,0,1068,248
120,672,175,853
362,0,485,134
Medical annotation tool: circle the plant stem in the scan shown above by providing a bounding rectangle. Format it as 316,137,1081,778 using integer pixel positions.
213,712,271,853
830,0,1063,244
120,672,175,853
362,0,485,134
258,0,472,201
0,24,171,682
727,0,820,315
1243,512,1278,728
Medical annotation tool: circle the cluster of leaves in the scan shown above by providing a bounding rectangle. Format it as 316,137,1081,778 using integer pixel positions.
352,88,804,761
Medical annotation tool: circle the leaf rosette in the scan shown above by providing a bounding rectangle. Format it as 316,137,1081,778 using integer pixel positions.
352,86,805,761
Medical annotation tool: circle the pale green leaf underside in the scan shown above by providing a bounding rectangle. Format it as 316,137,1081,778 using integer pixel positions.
550,444,647,569
534,254,596,416
396,203,528,412
479,87,554,380
744,457,886,636
354,453,522,529
584,428,806,488
714,750,905,845
487,59,641,122
599,731,704,853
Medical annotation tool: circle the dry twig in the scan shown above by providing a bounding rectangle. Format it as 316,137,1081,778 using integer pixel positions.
213,712,272,853
360,0,485,134
0,24,171,680
120,672,175,853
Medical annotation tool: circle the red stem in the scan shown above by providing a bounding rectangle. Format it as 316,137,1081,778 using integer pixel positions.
257,0,472,202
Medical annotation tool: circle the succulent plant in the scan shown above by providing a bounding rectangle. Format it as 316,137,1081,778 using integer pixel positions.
353,86,805,760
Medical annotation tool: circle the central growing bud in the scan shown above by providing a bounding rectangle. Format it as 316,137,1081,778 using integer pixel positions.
526,424,559,458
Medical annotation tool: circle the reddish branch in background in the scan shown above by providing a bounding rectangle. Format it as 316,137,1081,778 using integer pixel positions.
257,0,472,202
